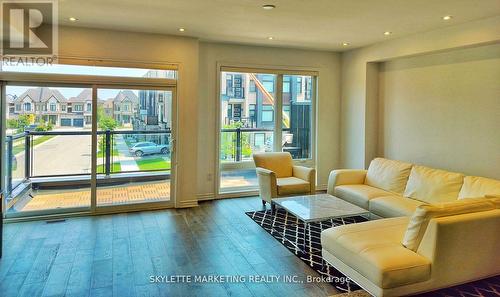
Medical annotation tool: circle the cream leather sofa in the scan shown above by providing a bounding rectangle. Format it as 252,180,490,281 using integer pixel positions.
322,158,500,296
327,158,500,217
253,152,315,210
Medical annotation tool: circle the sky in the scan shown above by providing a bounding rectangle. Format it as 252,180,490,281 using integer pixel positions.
2,64,160,98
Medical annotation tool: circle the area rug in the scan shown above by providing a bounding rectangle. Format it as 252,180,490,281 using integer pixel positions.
246,208,368,292
246,209,500,296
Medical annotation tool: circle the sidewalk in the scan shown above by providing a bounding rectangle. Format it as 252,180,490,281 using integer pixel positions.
114,134,139,171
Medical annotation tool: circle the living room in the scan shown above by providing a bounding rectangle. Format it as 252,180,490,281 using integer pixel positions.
0,1,499,296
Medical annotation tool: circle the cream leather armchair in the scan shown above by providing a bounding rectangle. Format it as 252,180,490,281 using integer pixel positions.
253,152,315,211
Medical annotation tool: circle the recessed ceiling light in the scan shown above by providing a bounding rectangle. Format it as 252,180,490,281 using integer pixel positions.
178,28,185,32
442,15,453,20
68,17,78,22
268,36,274,40
342,42,350,46
262,4,276,10
384,31,392,35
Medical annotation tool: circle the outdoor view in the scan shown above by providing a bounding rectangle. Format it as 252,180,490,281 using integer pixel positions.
220,71,313,192
4,67,176,214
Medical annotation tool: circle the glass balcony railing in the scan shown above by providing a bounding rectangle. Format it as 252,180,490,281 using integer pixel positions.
220,128,274,162
4,130,172,210
219,127,310,162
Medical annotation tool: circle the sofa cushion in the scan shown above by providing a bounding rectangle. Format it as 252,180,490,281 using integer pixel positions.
277,177,310,196
334,185,395,209
402,198,495,251
365,158,413,194
369,196,427,218
487,197,500,208
321,217,431,289
458,176,500,199
253,152,293,178
403,165,464,204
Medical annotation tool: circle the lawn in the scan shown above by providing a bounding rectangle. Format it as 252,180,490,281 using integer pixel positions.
136,158,171,171
97,162,122,173
12,135,54,155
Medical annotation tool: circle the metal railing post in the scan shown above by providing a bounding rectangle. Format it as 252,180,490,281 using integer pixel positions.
24,132,30,179
105,130,111,175
6,136,13,195
236,128,242,162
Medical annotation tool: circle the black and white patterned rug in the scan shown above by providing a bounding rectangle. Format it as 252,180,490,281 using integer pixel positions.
246,208,368,292
246,208,500,296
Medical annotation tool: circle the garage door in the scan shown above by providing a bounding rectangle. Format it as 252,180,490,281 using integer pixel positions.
61,119,72,126
73,119,84,127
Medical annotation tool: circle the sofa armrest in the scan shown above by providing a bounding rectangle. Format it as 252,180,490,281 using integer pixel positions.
256,167,278,202
327,169,367,195
417,209,500,282
293,166,316,193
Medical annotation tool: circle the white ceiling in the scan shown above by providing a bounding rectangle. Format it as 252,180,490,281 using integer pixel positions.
59,0,500,51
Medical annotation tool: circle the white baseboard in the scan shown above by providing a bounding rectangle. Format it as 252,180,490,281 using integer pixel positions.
316,184,327,191
176,199,199,208
196,193,216,201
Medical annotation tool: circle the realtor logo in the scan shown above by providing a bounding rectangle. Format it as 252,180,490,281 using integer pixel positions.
1,0,58,57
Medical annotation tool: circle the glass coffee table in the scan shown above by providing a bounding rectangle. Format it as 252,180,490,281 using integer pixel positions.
271,193,370,252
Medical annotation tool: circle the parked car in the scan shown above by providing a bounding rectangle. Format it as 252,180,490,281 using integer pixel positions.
23,124,38,132
129,142,169,157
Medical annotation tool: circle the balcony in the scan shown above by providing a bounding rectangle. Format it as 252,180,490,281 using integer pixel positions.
219,127,310,192
5,129,172,215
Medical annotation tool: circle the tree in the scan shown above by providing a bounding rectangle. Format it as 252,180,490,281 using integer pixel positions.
99,116,118,131
220,122,252,161
35,118,48,131
97,105,118,131
7,119,18,129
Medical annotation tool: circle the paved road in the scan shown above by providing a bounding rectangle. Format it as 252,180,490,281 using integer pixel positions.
31,135,93,176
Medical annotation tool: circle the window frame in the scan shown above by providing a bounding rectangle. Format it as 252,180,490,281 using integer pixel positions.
217,66,317,197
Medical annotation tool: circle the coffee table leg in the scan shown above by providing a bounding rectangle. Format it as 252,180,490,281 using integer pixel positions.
271,201,276,214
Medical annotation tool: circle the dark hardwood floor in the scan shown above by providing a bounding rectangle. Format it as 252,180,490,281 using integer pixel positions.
0,197,338,297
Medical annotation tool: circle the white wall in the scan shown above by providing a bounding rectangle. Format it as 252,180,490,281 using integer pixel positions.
198,42,341,198
340,16,500,171
379,44,500,178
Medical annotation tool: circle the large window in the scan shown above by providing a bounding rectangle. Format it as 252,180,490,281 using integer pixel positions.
283,75,313,159
2,63,177,218
219,69,315,193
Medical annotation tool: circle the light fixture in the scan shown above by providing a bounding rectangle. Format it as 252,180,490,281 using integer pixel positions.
262,4,276,10
384,31,392,36
342,42,350,46
268,36,274,40
68,17,78,22
178,28,185,32
442,15,453,20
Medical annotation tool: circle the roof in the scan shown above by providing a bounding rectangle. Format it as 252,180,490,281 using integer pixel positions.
68,89,92,102
113,90,138,103
16,87,67,103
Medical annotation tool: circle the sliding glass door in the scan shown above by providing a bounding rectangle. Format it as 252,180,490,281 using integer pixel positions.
1,64,177,218
4,84,93,215
94,87,174,209
218,69,316,194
